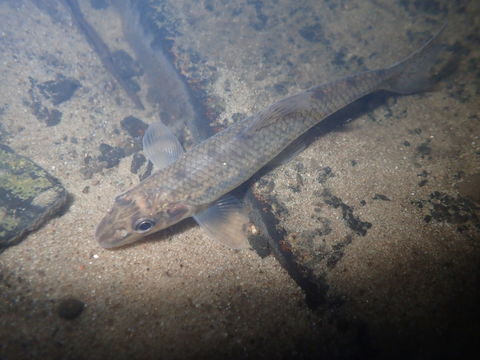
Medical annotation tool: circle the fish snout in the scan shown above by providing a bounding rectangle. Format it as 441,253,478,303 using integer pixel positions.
95,216,134,249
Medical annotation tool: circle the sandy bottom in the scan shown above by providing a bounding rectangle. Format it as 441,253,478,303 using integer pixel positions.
1,1,479,359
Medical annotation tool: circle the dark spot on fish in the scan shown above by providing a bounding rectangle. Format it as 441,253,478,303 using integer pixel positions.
351,160,357,166
115,195,133,207
167,203,189,220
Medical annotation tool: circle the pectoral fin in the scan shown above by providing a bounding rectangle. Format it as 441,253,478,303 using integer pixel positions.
194,194,251,249
143,121,184,169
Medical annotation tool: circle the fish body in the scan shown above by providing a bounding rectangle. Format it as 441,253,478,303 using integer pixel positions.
96,26,445,248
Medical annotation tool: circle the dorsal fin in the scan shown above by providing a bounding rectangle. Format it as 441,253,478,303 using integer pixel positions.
240,94,307,137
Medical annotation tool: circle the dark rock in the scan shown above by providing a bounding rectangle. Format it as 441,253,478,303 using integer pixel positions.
372,194,391,201
416,141,432,158
317,167,334,184
98,143,126,168
58,298,85,320
131,153,146,174
37,75,81,105
121,116,148,139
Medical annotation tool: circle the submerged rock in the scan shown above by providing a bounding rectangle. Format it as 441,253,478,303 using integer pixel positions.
0,145,67,252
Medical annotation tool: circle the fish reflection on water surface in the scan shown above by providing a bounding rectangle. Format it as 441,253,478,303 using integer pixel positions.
96,25,446,249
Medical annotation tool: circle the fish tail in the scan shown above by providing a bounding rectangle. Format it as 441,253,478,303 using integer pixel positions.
380,23,447,94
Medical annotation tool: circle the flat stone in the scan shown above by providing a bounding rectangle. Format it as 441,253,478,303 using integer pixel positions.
0,145,67,252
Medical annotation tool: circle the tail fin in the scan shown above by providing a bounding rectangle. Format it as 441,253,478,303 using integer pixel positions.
381,23,447,94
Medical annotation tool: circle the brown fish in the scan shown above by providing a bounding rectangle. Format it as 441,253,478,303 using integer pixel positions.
96,25,445,249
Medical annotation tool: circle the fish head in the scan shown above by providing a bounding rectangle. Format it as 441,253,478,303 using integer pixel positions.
95,188,195,248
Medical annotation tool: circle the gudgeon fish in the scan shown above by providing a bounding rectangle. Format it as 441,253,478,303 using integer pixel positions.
96,25,445,249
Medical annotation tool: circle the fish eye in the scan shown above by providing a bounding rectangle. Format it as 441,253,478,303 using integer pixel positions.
134,218,156,233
